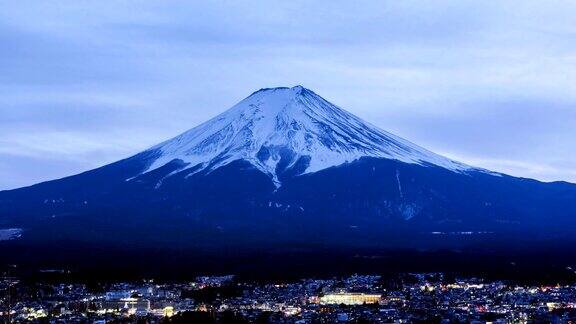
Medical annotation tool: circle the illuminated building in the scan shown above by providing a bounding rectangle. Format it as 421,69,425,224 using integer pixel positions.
546,302,561,311
163,306,174,317
99,298,150,313
105,291,131,300
319,293,381,305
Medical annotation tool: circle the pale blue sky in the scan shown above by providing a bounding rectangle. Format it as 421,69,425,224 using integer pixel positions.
1,0,575,189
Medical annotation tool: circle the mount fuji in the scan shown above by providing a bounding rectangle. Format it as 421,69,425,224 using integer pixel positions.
141,86,474,186
1,86,576,275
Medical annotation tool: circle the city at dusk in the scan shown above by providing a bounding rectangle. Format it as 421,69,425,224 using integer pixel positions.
1,1,576,323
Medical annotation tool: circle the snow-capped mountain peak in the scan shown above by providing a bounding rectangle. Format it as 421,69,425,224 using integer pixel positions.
140,86,472,184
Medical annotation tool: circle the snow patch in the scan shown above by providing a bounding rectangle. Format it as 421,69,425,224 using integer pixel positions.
0,228,23,241
396,170,403,199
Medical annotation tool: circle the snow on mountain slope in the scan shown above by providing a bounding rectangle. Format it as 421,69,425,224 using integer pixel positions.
139,86,474,184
